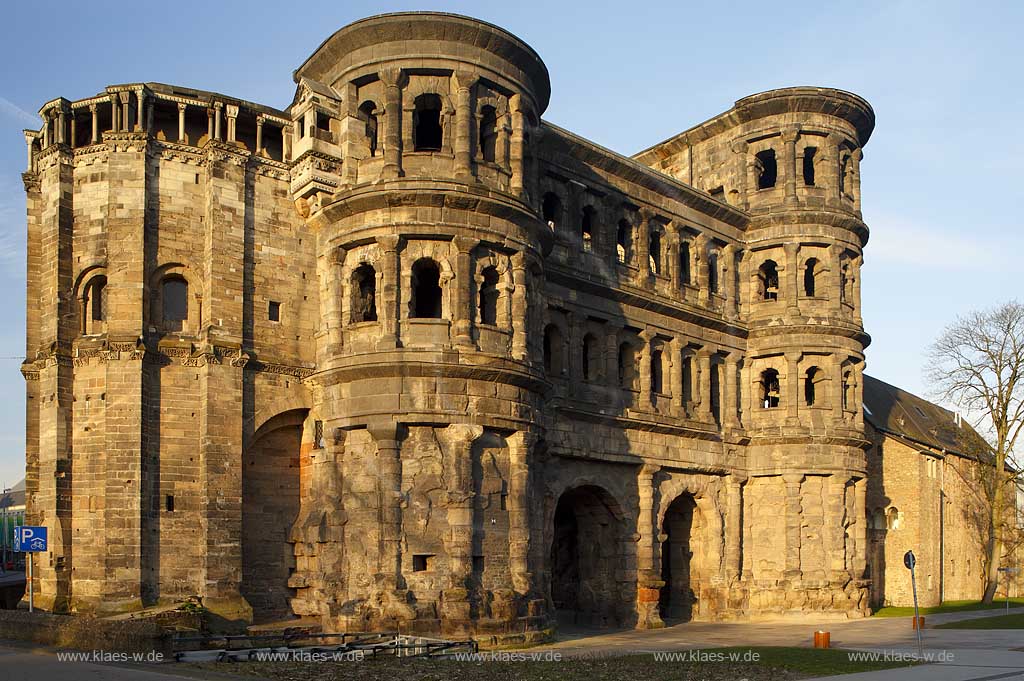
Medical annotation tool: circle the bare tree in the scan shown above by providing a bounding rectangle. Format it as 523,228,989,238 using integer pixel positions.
927,301,1024,603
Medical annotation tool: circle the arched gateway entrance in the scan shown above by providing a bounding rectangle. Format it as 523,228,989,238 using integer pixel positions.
659,493,703,622
549,485,633,627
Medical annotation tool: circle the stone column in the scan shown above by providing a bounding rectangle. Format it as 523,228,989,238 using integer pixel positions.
135,90,145,132
605,325,621,390
381,68,404,179
375,235,400,349
851,254,863,322
831,355,845,424
89,104,98,144
826,475,849,581
723,352,739,429
635,464,664,629
509,94,526,197
225,105,238,144
56,109,66,145
213,102,223,141
694,233,709,306
442,424,483,621
177,103,187,144
119,92,131,133
68,111,76,148
369,422,403,590
637,209,652,285
853,477,867,578
567,312,582,395
671,337,685,416
697,346,713,421
726,474,746,582
722,243,737,318
822,133,841,203
638,328,654,410
828,244,844,313
110,96,120,133
782,474,804,581
452,236,477,347
851,149,864,213
452,72,476,179
784,242,800,317
507,430,536,595
730,139,749,210
782,127,799,205
255,116,264,156
206,108,213,143
853,363,865,430
785,351,801,426
510,251,528,361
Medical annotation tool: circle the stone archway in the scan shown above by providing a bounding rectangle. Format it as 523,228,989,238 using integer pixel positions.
241,409,305,622
549,484,630,627
659,493,703,621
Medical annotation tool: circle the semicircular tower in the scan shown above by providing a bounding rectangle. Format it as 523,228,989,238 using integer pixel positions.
286,12,554,638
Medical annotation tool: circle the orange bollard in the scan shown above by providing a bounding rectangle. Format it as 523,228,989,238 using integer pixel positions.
813,630,831,649
912,616,925,630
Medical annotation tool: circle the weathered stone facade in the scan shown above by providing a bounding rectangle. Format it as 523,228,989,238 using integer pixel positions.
22,12,879,639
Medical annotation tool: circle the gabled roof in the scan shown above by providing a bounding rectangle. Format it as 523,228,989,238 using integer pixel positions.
863,374,977,457
0,478,25,510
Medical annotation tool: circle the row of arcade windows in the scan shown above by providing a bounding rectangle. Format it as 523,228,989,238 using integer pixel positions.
348,258,502,325
759,367,854,410
755,146,819,190
354,95,498,161
756,258,822,300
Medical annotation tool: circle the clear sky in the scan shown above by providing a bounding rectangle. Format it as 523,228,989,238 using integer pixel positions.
0,0,1021,487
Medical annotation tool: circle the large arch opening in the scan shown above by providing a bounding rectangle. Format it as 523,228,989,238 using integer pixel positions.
549,485,630,627
659,493,703,622
241,410,305,622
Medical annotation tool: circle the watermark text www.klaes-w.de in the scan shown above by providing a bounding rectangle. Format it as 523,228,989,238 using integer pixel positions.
847,649,955,663
56,650,165,663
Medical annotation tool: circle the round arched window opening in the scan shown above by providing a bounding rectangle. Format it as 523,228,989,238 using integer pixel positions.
411,258,443,319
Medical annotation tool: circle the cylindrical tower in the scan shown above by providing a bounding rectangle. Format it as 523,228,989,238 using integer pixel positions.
708,88,875,612
285,13,554,639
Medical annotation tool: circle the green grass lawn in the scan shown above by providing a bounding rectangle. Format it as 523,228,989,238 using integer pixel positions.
933,613,1024,629
873,598,1024,617
184,646,916,680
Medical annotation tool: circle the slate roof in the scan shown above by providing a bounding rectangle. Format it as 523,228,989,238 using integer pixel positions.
863,374,975,457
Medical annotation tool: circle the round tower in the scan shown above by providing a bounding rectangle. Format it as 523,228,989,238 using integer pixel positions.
285,13,554,639
725,88,875,611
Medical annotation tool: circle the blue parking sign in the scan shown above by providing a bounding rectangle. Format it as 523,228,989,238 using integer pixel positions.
13,526,47,553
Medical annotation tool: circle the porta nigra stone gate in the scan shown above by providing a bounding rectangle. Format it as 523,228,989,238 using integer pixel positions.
21,12,876,640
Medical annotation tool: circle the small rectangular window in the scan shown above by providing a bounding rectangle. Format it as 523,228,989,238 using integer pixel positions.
412,554,434,572
165,495,175,512
268,301,281,322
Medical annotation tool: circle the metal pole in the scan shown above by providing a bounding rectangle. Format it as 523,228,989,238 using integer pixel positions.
28,552,33,613
911,565,923,659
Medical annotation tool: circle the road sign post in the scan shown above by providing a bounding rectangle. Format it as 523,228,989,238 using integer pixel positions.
904,550,923,659
998,567,1020,613
14,526,48,613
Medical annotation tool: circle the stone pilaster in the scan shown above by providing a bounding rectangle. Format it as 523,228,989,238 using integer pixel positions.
507,430,536,595
725,474,746,583
452,236,477,347
442,424,483,621
784,242,800,317
381,68,404,179
785,351,801,426
782,127,799,205
638,328,654,410
635,464,664,629
452,72,477,179
510,251,528,361
696,346,713,421
375,235,400,349
782,473,804,581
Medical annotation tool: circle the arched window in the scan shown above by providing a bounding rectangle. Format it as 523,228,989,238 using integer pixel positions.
413,94,443,151
759,260,780,301
582,333,600,382
804,258,818,297
351,263,377,323
616,219,631,264
411,258,442,319
756,149,777,189
839,152,851,195
543,324,564,375
842,370,855,411
542,193,560,232
804,367,820,406
479,105,497,162
708,252,720,294
679,241,691,285
886,507,901,530
761,369,780,409
161,276,188,331
651,347,664,394
682,354,693,407
478,266,499,325
618,342,636,390
84,275,107,333
581,206,595,252
649,228,662,274
358,101,378,157
803,147,817,186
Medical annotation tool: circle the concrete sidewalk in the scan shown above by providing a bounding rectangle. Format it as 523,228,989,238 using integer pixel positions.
804,649,1024,680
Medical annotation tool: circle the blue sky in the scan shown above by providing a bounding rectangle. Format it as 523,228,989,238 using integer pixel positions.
0,0,1021,486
